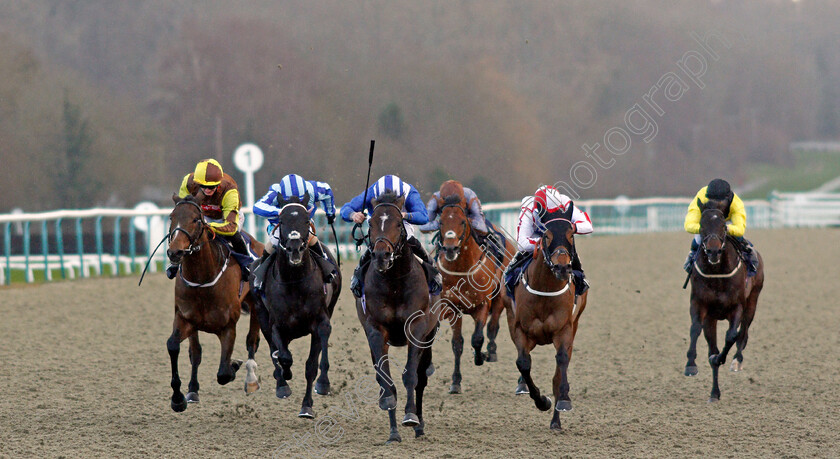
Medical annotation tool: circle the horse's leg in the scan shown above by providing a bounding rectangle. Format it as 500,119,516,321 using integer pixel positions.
167,315,193,412
255,303,283,394
704,317,721,402
186,332,201,403
298,332,322,419
365,326,400,444
244,301,261,394
271,325,292,399
216,324,241,385
401,343,422,427
471,304,489,366
485,294,504,362
514,331,552,411
550,327,575,431
414,345,433,438
314,319,332,396
449,316,464,394
712,306,744,368
733,294,759,372
685,300,703,376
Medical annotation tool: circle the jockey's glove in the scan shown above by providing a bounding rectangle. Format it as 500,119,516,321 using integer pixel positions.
327,214,336,225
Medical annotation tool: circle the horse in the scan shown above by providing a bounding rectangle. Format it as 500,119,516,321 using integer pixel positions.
507,204,587,431
356,191,438,443
251,193,341,418
164,195,263,412
433,188,514,394
684,198,764,402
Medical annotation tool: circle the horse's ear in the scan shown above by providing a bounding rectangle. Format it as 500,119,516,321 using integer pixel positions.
301,192,310,207
435,195,445,208
696,197,705,211
562,203,574,220
396,195,406,210
172,193,180,204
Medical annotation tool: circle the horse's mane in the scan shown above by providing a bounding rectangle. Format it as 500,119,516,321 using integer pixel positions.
376,190,402,205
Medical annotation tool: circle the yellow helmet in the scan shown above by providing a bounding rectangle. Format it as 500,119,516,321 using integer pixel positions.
193,159,224,186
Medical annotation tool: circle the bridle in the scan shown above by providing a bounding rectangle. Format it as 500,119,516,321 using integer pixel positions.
169,200,209,255
370,202,407,263
539,218,573,275
274,202,310,253
700,209,727,264
436,203,469,252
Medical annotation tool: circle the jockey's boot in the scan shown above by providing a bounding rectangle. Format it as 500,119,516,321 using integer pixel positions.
475,230,505,267
249,248,273,292
407,236,443,295
350,250,371,298
228,232,254,282
571,249,589,296
165,263,179,279
504,251,530,297
310,242,337,284
684,239,699,273
741,240,759,276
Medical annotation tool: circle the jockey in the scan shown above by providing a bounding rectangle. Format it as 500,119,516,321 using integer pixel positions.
683,178,758,275
166,159,256,280
503,185,593,298
340,174,442,298
419,184,506,266
250,174,338,290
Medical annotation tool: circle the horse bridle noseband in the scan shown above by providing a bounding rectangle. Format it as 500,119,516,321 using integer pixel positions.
701,233,726,255
370,202,407,261
170,200,209,255
437,203,469,250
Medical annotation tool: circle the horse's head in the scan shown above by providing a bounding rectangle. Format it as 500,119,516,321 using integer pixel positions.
539,205,576,280
166,196,207,265
276,193,311,266
369,191,406,273
698,198,728,265
438,194,470,261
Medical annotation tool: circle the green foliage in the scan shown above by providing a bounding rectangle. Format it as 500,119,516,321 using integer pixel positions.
427,166,451,192
467,175,501,202
58,91,99,208
378,102,404,140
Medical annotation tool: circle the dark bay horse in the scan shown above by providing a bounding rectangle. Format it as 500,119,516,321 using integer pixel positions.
252,194,341,418
684,199,764,402
433,187,514,394
508,205,587,431
165,196,263,412
356,192,438,443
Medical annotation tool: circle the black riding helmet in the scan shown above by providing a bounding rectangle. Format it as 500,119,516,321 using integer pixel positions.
706,178,733,202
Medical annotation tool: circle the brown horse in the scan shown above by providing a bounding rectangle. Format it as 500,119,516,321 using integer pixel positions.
165,196,263,412
432,182,514,394
508,205,587,431
684,199,764,402
356,191,438,443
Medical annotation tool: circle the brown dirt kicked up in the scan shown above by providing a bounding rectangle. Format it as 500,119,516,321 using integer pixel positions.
1,229,839,458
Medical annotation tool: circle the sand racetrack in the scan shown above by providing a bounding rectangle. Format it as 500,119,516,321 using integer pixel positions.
1,229,839,458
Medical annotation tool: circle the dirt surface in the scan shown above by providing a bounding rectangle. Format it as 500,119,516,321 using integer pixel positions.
1,229,839,458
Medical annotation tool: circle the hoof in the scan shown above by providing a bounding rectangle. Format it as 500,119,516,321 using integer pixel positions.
449,384,462,394
231,359,243,372
298,406,315,419
217,373,235,385
708,395,720,403
385,432,402,444
555,400,572,412
186,392,199,403
473,350,485,366
244,360,260,394
245,380,260,394
402,413,420,427
684,365,699,376
515,383,529,395
414,422,426,438
171,393,187,412
276,385,291,399
537,395,552,412
730,359,742,372
379,395,396,411
314,381,330,396
550,421,562,432
486,352,498,363
425,363,435,377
